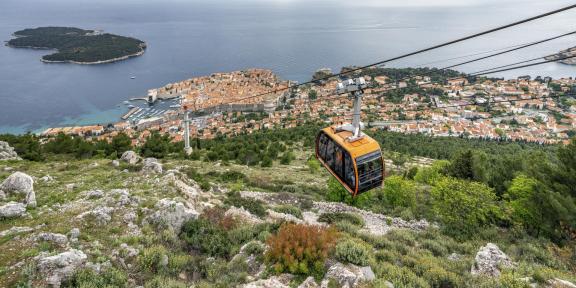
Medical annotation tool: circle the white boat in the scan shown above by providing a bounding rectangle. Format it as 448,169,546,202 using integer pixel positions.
130,76,136,79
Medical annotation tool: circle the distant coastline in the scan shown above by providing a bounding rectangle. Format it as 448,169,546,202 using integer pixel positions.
544,47,576,65
7,26,146,65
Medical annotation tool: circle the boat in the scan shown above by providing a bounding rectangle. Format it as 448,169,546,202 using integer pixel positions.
130,76,136,79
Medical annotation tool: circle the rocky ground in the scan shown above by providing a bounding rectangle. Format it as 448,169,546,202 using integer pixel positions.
0,145,574,287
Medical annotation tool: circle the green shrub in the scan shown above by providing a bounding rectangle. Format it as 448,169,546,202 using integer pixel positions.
374,262,429,288
138,245,168,273
422,266,463,288
318,212,364,227
167,253,192,276
243,241,265,255
334,239,373,266
65,267,128,288
421,239,449,257
180,218,231,258
379,176,417,209
144,276,187,288
225,192,267,217
430,177,499,237
272,205,303,219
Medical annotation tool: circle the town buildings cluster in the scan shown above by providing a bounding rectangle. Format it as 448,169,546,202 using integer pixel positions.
41,68,576,146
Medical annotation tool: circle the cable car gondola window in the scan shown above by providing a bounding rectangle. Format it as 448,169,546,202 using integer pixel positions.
344,152,355,189
325,138,335,170
318,133,328,160
356,151,384,194
334,145,344,179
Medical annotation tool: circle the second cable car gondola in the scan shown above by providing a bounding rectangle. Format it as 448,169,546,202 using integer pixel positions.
315,77,384,197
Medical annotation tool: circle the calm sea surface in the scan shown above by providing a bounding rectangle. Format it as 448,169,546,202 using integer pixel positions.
1,0,575,134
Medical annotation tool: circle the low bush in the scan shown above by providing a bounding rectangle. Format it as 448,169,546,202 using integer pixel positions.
318,212,364,227
243,241,266,255
272,205,303,219
144,276,188,288
138,245,168,273
334,239,373,266
421,239,449,257
374,262,429,288
266,223,339,278
65,267,128,287
180,218,231,258
225,192,267,217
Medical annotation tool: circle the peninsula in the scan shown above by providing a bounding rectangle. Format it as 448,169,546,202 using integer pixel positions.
6,26,146,64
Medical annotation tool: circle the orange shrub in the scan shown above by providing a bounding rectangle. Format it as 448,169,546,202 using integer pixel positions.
265,223,339,277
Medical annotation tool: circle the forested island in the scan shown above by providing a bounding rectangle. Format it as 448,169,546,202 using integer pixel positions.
6,27,146,64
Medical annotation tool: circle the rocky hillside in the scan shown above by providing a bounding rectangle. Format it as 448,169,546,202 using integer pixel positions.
0,146,575,288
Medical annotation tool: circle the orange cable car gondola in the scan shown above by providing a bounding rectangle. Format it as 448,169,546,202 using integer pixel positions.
315,77,384,197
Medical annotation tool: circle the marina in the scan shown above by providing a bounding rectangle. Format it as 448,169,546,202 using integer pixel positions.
120,96,182,123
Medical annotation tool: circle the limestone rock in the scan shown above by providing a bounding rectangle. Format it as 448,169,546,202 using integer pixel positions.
547,278,576,288
447,252,461,261
40,175,54,183
298,276,319,288
266,209,303,224
225,206,263,225
471,243,515,277
26,188,37,208
36,233,69,247
0,202,26,218
1,171,33,195
85,190,104,199
0,226,33,237
0,141,21,161
323,262,375,288
111,160,120,167
37,249,87,288
146,199,198,233
120,151,140,165
142,158,163,174
174,179,200,198
242,274,293,288
69,228,80,242
77,206,114,226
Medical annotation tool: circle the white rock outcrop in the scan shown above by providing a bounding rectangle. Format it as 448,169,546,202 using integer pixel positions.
471,243,515,277
242,274,293,288
0,202,26,218
323,262,375,288
0,226,33,237
120,151,140,165
36,232,69,247
1,171,33,195
37,249,87,287
0,141,21,161
146,199,198,233
77,206,114,226
142,158,163,174
547,278,576,288
225,206,264,225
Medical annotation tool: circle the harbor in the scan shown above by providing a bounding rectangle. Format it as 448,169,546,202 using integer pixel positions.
120,96,182,123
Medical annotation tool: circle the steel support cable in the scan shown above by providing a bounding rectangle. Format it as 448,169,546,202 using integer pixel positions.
193,4,576,109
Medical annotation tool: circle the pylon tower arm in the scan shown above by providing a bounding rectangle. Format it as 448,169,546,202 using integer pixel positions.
334,77,368,142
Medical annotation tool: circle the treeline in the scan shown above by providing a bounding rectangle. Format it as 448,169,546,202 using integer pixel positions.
8,27,145,63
